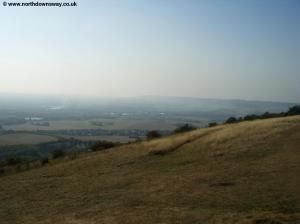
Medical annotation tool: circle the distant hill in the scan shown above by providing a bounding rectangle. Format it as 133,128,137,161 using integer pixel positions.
0,94,296,121
0,116,299,224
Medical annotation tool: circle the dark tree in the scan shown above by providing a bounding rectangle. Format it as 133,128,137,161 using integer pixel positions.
41,157,49,166
286,105,300,116
6,157,22,166
261,112,271,119
173,124,196,134
52,149,65,159
244,114,259,121
147,130,162,140
208,122,218,127
225,117,237,124
91,141,116,151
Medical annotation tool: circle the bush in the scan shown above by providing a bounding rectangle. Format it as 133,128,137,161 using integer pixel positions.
40,157,49,166
0,168,4,175
52,149,65,159
208,122,218,127
261,112,271,119
68,152,79,160
6,157,22,166
225,117,237,124
91,141,116,151
148,149,167,156
223,105,300,125
134,137,143,143
173,124,196,134
286,105,300,116
146,130,162,140
237,117,243,122
243,114,259,121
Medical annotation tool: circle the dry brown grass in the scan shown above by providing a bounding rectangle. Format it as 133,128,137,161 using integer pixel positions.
0,116,300,224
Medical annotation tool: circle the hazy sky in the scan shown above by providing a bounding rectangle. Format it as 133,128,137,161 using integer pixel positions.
0,0,299,102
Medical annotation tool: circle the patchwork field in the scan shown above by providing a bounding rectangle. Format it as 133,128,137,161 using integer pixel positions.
0,133,57,146
0,116,299,223
65,135,135,143
2,117,206,132
3,120,100,131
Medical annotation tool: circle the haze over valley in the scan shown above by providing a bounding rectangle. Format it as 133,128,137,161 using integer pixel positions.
1,1,300,223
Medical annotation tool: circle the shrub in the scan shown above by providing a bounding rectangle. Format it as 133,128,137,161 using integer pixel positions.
244,114,259,121
16,164,22,172
134,137,143,143
40,157,49,166
261,112,271,119
286,105,300,116
208,122,218,127
146,130,162,140
148,149,167,156
91,141,116,151
223,104,300,125
68,152,79,160
6,157,22,166
173,124,196,134
225,117,237,124
52,149,65,159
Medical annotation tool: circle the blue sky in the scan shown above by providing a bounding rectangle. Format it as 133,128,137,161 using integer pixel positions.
0,0,299,102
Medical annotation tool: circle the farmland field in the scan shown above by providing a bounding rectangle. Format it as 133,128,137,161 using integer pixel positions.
2,118,183,131
66,135,135,143
0,133,57,146
2,120,100,131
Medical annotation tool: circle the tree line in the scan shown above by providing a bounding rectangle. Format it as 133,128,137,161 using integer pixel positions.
225,105,300,124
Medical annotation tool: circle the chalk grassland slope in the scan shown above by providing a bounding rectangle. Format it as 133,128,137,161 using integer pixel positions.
0,116,299,224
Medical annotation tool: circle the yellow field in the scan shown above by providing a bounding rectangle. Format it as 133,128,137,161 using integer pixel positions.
2,118,178,131
0,116,299,223
2,120,100,131
0,133,57,146
64,135,134,143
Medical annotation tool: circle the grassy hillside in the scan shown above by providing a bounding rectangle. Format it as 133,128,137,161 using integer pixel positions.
0,116,299,224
